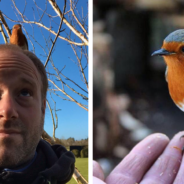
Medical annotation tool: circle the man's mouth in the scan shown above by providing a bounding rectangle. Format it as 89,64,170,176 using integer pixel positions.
0,130,21,137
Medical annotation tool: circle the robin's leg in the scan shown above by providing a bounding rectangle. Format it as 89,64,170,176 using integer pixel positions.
180,135,184,154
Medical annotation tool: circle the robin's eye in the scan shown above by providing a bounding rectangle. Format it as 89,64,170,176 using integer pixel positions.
181,46,184,53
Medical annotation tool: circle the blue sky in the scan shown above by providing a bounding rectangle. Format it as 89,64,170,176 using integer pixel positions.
0,0,88,140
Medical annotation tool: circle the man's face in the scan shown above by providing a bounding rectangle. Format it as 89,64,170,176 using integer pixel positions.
0,50,45,168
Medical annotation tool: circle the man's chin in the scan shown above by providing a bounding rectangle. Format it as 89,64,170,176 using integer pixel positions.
0,139,25,168
0,133,23,146
0,148,20,168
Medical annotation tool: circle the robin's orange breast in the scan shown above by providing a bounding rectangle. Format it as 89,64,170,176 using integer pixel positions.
10,30,28,50
164,55,184,111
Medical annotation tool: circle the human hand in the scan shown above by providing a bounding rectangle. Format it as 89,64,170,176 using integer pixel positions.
93,132,184,184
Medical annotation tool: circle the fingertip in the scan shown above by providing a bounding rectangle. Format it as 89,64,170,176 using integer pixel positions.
147,133,170,142
173,131,184,140
163,131,184,156
132,133,169,153
93,160,105,181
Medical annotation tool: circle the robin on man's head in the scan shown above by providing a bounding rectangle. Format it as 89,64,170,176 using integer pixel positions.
10,24,28,50
152,29,184,112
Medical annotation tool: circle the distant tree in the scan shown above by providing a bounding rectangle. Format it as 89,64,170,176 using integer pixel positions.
67,137,75,145
54,137,63,145
75,138,88,145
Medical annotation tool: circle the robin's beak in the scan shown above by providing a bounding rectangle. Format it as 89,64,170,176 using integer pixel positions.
151,48,175,56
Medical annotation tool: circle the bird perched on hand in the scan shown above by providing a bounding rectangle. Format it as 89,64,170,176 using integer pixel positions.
10,24,28,50
152,29,184,112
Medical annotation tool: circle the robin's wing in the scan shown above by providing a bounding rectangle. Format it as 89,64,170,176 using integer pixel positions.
23,34,28,50
165,66,168,82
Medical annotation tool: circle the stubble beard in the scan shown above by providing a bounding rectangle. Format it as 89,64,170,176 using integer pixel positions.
0,115,44,169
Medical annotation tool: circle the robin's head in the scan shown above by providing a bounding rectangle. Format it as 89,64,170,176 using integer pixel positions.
12,24,22,32
152,30,184,62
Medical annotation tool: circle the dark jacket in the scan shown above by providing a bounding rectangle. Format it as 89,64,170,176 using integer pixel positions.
0,139,75,184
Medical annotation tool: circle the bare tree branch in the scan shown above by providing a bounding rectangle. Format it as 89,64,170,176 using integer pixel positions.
48,0,88,45
9,0,88,46
3,12,86,46
46,99,56,142
33,0,59,19
60,79,88,100
0,23,8,43
60,72,88,94
22,25,35,53
47,71,88,94
70,0,88,37
49,73,88,100
47,66,88,100
71,44,88,89
44,0,67,67
0,11,11,38
48,78,88,111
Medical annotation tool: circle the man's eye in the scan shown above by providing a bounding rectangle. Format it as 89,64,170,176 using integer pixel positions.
20,89,31,97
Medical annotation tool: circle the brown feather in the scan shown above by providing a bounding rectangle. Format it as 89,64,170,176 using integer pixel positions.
10,24,28,50
162,42,184,108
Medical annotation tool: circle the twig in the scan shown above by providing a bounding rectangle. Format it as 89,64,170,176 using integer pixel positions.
71,44,88,90
33,0,59,18
70,0,88,37
46,99,56,142
0,23,8,43
9,0,87,46
52,91,73,101
59,78,88,100
3,13,86,46
61,72,88,94
44,0,67,67
48,79,88,111
47,64,88,99
22,26,35,53
0,11,11,38
48,0,88,45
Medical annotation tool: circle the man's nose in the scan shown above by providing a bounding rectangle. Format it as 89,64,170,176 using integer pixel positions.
0,92,19,120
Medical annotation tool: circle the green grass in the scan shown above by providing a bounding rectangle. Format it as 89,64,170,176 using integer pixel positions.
67,158,88,184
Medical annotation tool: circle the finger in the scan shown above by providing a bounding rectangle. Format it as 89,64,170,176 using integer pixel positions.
93,160,105,181
93,177,106,184
105,133,169,184
173,132,184,184
173,155,184,184
141,131,184,184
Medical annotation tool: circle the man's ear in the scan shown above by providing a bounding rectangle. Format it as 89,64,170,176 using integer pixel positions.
42,99,46,115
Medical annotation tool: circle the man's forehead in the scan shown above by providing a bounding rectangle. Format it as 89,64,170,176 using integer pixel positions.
0,50,40,82
0,70,37,88
0,50,33,64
